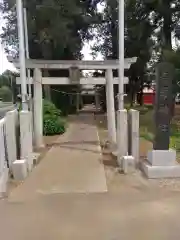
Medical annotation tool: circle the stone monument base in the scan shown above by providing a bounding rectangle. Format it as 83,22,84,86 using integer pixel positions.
141,149,180,179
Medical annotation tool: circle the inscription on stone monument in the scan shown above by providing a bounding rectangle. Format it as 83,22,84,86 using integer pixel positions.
153,62,174,150
69,66,80,83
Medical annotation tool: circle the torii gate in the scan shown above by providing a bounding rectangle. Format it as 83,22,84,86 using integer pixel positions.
12,58,137,149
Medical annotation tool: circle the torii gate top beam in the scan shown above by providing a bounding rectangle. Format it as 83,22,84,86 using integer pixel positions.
9,57,137,70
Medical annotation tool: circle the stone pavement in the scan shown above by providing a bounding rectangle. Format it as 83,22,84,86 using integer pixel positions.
1,113,180,239
9,114,107,201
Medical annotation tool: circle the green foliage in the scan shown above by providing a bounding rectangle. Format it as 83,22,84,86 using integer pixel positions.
140,129,154,143
170,137,180,151
0,86,12,102
1,0,101,59
50,85,78,116
0,70,19,103
43,100,66,136
43,116,66,136
43,99,61,116
1,0,101,113
162,48,180,95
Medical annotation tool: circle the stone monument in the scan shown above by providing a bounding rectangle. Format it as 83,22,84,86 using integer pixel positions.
142,62,180,178
154,62,173,150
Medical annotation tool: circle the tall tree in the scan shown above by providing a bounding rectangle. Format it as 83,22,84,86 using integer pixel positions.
93,0,154,106
0,0,101,112
0,0,101,59
143,0,180,50
125,0,154,105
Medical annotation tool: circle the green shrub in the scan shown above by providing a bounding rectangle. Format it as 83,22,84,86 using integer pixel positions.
43,116,66,136
43,100,66,136
0,86,12,102
43,99,61,116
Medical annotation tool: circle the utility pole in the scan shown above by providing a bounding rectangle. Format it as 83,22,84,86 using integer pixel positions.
16,0,28,110
118,0,124,110
23,8,32,100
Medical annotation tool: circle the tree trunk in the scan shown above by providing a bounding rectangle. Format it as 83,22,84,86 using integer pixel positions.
163,1,172,49
130,88,134,107
139,76,144,106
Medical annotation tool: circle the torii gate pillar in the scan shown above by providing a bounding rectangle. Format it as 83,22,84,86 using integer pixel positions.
33,68,44,149
105,69,116,149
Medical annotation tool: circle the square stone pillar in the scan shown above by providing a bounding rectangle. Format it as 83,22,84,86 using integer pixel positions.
128,109,139,166
20,111,33,171
33,68,44,149
105,69,116,150
117,109,128,168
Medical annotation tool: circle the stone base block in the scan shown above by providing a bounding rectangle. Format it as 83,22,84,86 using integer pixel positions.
147,149,176,166
122,156,135,174
141,161,180,179
0,166,9,198
12,160,28,181
32,152,41,165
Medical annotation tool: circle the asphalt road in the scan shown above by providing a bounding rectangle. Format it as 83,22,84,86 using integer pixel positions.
0,103,16,119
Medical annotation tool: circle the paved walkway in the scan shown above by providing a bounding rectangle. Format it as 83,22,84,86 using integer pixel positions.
1,112,180,239
9,114,107,201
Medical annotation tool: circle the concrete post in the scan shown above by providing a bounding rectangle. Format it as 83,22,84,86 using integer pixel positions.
95,91,100,111
118,0,125,110
16,0,28,110
117,109,128,168
33,68,44,149
20,111,33,171
128,109,139,166
105,69,116,149
76,92,80,113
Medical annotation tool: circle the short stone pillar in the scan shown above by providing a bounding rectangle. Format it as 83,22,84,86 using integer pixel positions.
12,160,28,181
122,156,135,174
128,109,139,167
20,111,33,172
33,68,44,149
105,69,116,150
117,109,128,168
